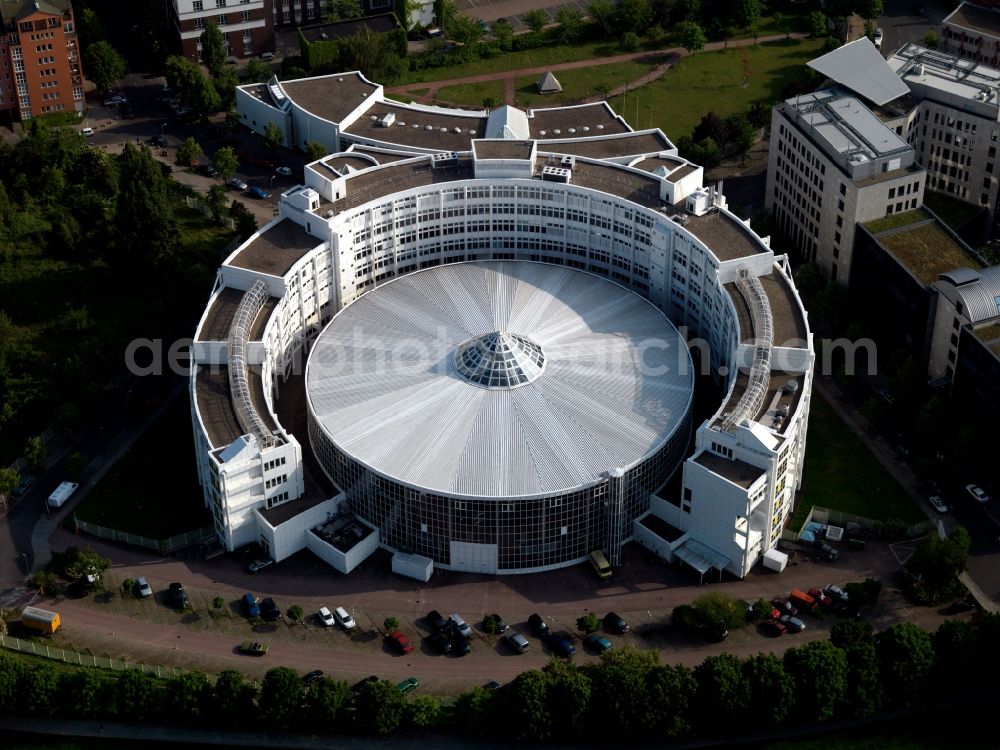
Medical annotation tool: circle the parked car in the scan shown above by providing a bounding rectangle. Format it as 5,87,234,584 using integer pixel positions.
771,597,799,616
488,613,508,633
175,106,193,117
759,619,787,637
584,634,613,653
247,557,273,573
168,582,188,609
428,632,452,655
136,576,153,598
528,613,550,637
450,613,472,638
604,612,629,634
242,592,260,618
248,185,271,199
80,127,94,138
352,675,379,692
824,585,849,602
197,163,218,178
318,606,336,627
929,495,949,513
484,680,501,690
275,166,292,176
150,134,168,147
807,587,834,607
333,606,355,629
449,635,471,656
261,597,281,621
426,609,449,632
12,475,34,497
228,177,249,191
546,633,576,657
966,483,991,504
103,95,127,107
388,630,414,654
239,640,269,656
505,630,530,653
397,677,419,694
302,669,324,686
873,27,884,49
779,614,806,633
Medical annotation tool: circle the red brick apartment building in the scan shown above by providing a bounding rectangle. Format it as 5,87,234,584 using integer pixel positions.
0,0,84,124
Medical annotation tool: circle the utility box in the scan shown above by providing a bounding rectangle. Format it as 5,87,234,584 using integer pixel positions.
763,548,788,572
391,552,433,582
21,606,60,634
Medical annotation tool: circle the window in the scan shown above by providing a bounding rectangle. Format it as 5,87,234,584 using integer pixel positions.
193,0,204,9
216,0,226,6
218,14,228,25
241,10,250,21
888,187,895,199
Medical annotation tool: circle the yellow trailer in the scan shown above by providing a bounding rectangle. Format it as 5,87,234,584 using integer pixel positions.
21,606,60,634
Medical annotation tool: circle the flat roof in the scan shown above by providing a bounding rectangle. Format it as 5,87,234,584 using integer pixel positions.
529,103,630,136
693,451,764,490
259,490,329,527
854,162,923,188
973,322,1000,359
347,146,416,164
344,102,486,151
725,283,755,343
683,211,765,262
888,44,1000,110
944,2,1000,38
297,13,398,43
638,513,685,542
787,91,910,160
867,210,982,286
570,160,664,209
319,155,379,175
195,367,242,449
330,159,475,213
761,271,809,347
198,288,279,342
228,219,322,277
714,368,803,432
473,140,534,159
539,131,671,159
807,36,910,106
279,73,380,125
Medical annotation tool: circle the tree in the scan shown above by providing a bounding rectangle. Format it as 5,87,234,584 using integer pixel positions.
923,30,939,49
504,669,552,741
177,137,202,168
905,527,970,604
543,661,590,740
784,641,848,721
748,598,773,623
670,0,701,24
304,141,327,162
213,67,240,110
355,679,405,736
588,0,616,31
60,670,110,719
0,468,18,500
555,7,584,45
24,435,48,469
19,663,60,715
692,591,745,632
116,669,161,722
405,694,442,730
55,546,110,579
433,0,458,30
383,616,399,631
693,653,749,731
31,570,58,595
78,7,107,49
491,17,514,51
263,122,284,151
165,55,222,113
932,620,980,690
860,0,884,19
229,200,257,238
65,451,87,479
877,622,934,709
452,686,498,737
615,0,653,34
586,647,658,737
481,614,501,635
214,146,238,181
206,184,228,223
620,31,640,51
523,8,548,35
676,20,707,54
200,21,227,77
164,671,212,724
576,612,599,633
744,653,793,726
244,57,273,83
808,11,828,38
338,27,407,85
643,664,695,738
287,604,304,622
302,677,352,730
449,14,483,45
116,143,179,267
725,113,756,164
843,640,882,718
212,595,225,609
84,41,127,92
214,669,257,728
259,667,302,729
325,0,362,21
830,618,874,649
734,0,761,30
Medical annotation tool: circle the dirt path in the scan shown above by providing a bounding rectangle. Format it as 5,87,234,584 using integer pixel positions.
388,33,808,107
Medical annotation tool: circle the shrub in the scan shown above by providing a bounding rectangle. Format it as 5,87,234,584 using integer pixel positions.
576,613,600,634
749,599,773,623
863,578,883,604
482,614,499,635
383,616,399,631
287,604,304,622
212,596,225,609
122,578,137,598
620,31,639,51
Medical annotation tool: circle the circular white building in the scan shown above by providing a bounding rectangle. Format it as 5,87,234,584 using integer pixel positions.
305,261,694,573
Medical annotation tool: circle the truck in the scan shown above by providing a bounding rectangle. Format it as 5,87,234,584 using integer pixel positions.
589,550,612,579
21,606,61,634
47,481,79,509
788,588,818,613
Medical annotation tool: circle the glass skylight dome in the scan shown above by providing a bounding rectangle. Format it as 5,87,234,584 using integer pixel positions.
454,331,545,388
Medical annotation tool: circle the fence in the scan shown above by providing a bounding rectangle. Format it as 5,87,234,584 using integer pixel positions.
0,634,181,678
184,195,236,229
73,517,216,555
795,506,932,540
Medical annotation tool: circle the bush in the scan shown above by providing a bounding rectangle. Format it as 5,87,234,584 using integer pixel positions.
620,31,639,51
749,599,773,623
287,604,304,622
212,596,225,609
383,616,399,631
576,613,600,634
482,614,500,635
863,578,882,604
122,578,137,598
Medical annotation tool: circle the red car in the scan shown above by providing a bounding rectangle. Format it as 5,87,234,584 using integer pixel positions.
388,630,414,654
771,597,799,617
808,587,834,607
759,619,787,637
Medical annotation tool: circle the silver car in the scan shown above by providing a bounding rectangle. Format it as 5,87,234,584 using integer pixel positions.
505,630,530,653
136,576,152,598
229,177,248,191
450,613,472,638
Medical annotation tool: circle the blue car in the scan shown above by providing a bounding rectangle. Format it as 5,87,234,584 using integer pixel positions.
248,185,271,199
242,592,260,617
546,633,576,657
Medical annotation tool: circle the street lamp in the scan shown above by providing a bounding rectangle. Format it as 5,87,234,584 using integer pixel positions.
269,175,275,189
21,553,28,574
160,122,166,138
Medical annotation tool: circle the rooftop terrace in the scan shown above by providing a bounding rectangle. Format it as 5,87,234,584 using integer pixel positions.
228,219,323,277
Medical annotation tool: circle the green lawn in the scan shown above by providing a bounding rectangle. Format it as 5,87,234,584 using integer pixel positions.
434,81,506,108
72,402,212,539
611,38,824,138
793,391,922,530
514,60,655,107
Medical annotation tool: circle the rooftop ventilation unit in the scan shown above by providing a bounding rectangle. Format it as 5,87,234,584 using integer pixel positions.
541,165,571,183
560,155,575,168
379,112,396,127
431,152,458,168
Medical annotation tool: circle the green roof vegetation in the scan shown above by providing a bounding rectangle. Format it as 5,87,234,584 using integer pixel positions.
973,322,1000,344
864,208,930,234
878,220,982,287
923,190,985,230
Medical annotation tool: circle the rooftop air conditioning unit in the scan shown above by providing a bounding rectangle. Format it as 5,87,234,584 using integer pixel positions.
560,155,574,168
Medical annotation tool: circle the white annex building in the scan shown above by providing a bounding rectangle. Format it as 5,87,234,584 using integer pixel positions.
189,71,815,580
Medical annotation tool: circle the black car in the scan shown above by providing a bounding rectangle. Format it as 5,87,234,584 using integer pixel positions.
489,613,508,633
426,609,449,632
428,632,452,655
484,680,501,690
604,612,629,634
168,582,188,609
352,675,379,692
261,597,281,621
528,613,549,637
197,163,218,177
12,475,34,497
302,670,324,686
450,636,471,656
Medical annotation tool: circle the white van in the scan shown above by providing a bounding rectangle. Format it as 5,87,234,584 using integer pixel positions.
80,127,94,137
47,481,79,508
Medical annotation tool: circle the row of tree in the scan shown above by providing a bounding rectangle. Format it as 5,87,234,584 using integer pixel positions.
2,612,997,740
